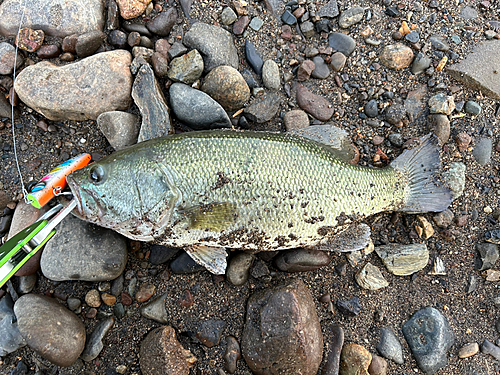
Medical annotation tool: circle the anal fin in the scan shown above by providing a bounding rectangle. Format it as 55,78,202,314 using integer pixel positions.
319,223,371,252
185,245,227,274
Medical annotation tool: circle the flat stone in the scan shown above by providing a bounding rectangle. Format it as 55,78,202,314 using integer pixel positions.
184,22,239,73
140,293,169,323
481,339,500,361
297,60,315,81
167,41,187,59
81,317,115,362
196,319,226,347
245,40,264,76
284,109,309,131
339,7,364,28
274,248,331,272
402,307,454,375
201,65,250,111
146,7,177,36
14,294,86,367
97,111,140,150
132,63,173,142
318,0,339,18
427,114,450,145
167,49,204,84
459,343,479,358
244,92,281,123
411,52,431,74
432,210,454,229
311,56,330,79
429,93,455,115
404,85,427,124
443,162,466,200
300,21,316,38
322,325,344,375
233,15,250,35
221,7,237,25
296,84,334,121
262,59,280,90
429,36,450,51
377,327,404,364
368,355,388,375
339,343,371,375
281,10,297,25
375,243,429,276
330,52,346,72
460,5,478,19
336,296,361,316
226,253,255,286
465,100,482,115
249,17,264,31
473,138,492,165
242,279,323,375
476,242,499,271
355,262,389,290
0,42,24,75
140,326,197,375
15,50,132,121
223,336,241,374
0,0,105,38
379,44,414,70
169,83,231,129
455,133,472,152
116,0,152,19
40,214,127,281
328,33,356,56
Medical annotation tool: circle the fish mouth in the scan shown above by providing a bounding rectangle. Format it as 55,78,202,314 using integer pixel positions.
66,174,106,222
66,174,85,218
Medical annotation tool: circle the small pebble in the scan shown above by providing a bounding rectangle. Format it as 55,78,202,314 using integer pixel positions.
85,289,101,308
459,343,479,358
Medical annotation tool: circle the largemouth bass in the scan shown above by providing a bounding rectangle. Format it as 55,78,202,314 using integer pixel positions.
66,129,452,274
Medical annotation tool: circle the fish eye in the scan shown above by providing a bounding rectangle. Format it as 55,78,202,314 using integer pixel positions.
89,165,105,184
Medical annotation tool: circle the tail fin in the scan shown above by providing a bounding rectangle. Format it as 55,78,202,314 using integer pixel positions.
390,134,452,213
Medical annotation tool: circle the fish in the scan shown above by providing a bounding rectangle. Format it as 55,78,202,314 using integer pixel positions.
66,127,452,274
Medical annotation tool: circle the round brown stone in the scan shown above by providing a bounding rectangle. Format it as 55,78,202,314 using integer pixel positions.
296,84,334,121
201,65,250,111
379,44,414,70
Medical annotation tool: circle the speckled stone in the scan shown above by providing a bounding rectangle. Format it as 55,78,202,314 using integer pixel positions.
284,109,309,131
244,92,281,123
379,44,414,70
116,0,152,20
262,60,280,90
339,343,371,375
201,65,250,111
296,84,334,121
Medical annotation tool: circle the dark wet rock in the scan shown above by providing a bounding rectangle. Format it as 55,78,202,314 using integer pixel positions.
0,294,25,357
37,44,61,59
15,28,44,53
244,92,281,123
376,243,428,276
336,296,361,316
146,7,177,36
338,7,364,28
61,34,77,53
167,49,204,84
465,100,481,115
107,0,119,30
123,23,152,37
284,109,309,131
296,84,334,121
281,10,297,25
427,114,450,145
311,56,330,79
340,343,372,375
385,103,406,125
14,294,86,367
429,93,455,115
116,0,152,19
405,31,419,44
402,307,454,375
140,326,197,375
196,319,226,348
81,317,115,362
97,111,140,150
202,65,250,111
262,59,280,90
171,251,206,274
364,99,379,117
167,41,187,60
447,41,500,99
429,36,450,51
385,6,402,17
330,52,346,72
75,30,106,58
226,252,255,286
150,245,180,265
128,31,141,47
15,50,132,121
297,60,315,81
233,15,250,35
476,243,499,271
184,22,239,73
0,42,24,75
242,279,323,375
411,52,431,74
377,327,404,364
245,40,264,76
40,214,127,281
140,293,169,323
355,263,389,290
274,248,331,272
318,0,339,18
321,324,344,375
328,33,356,56
379,44,414,70
224,336,241,374
0,91,17,118
0,0,105,38
170,83,231,129
473,138,492,166
132,63,172,142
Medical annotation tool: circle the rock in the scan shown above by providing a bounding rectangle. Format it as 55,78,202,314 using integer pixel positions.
140,326,197,375
18,274,36,294
355,263,389,290
0,92,16,118
281,10,297,25
433,210,454,228
411,52,431,74
167,41,187,59
116,0,152,19
417,216,434,239
429,36,450,52
300,21,316,38
336,296,361,316
244,92,281,123
402,307,454,375
443,162,466,199
274,248,330,272
0,0,105,38
0,294,25,357
459,342,479,358
262,60,280,90
81,317,115,362
136,282,156,303
178,0,193,18
318,0,339,18
15,28,44,52
339,7,364,28
429,93,455,115
297,60,316,81
460,5,478,20
184,22,239,73
167,49,204,84
245,40,264,76
249,17,263,31
311,56,330,79
328,33,356,56
226,252,255,286
101,293,116,306
170,83,231,129
427,114,450,145
483,269,500,281
296,84,334,121
241,279,323,375
133,63,172,142
375,243,429,276
14,294,86,367
201,65,250,111
15,50,132,121
221,7,237,25
40,214,127,281
455,133,472,152
233,15,250,35
388,133,403,147
152,51,169,76
447,41,500,99
146,7,177,36
481,339,500,361
170,251,206,274
75,30,106,57
321,325,344,375
364,99,379,118
464,100,481,115
284,110,309,131
369,355,387,375
85,289,101,308
385,104,406,125
196,319,226,347
140,293,169,323
97,111,140,150
150,245,179,265
339,343,371,375
379,44,414,70
476,243,499,271
473,138,492,165
404,85,427,124
223,336,241,374
37,44,61,59
330,52,346,72
377,327,404,364
0,42,24,75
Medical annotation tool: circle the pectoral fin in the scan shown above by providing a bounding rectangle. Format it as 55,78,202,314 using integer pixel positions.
319,223,371,252
182,202,237,232
185,245,227,274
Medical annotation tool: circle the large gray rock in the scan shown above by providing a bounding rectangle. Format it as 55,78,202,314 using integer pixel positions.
97,111,140,150
242,279,323,375
184,23,238,72
14,294,86,367
447,40,500,99
0,0,105,37
169,83,231,129
0,294,26,357
14,50,133,121
40,214,127,281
